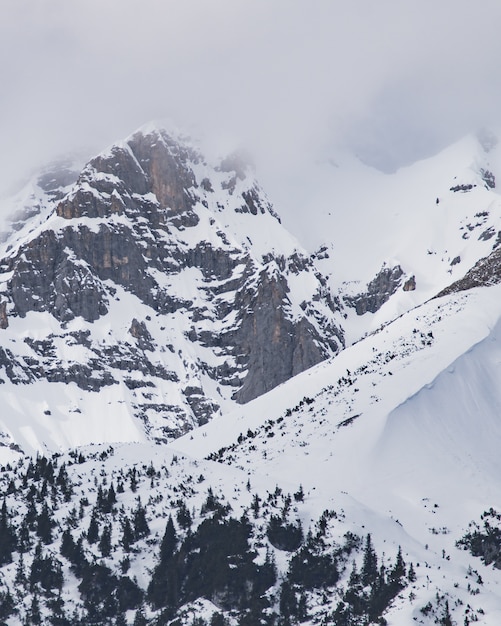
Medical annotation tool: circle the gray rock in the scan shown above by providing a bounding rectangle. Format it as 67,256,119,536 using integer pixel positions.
345,265,404,315
0,127,344,441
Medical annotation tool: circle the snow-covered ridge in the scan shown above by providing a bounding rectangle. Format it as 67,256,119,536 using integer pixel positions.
271,130,501,343
0,125,344,453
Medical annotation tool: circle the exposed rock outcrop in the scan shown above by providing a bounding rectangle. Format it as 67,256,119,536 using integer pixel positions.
0,127,345,443
436,247,501,298
345,265,404,315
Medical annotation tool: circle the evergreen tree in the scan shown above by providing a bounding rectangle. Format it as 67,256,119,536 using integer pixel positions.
344,561,365,618
267,515,303,551
129,468,138,492
205,487,217,510
60,529,76,561
115,613,127,626
133,500,150,540
121,517,135,552
176,500,192,530
293,485,304,502
99,524,112,557
390,546,406,587
288,533,338,590
36,503,54,544
210,613,228,626
25,500,37,530
38,478,48,502
332,601,352,626
279,580,297,621
440,600,453,626
30,543,64,593
0,499,15,564
15,553,26,586
96,485,104,510
71,537,87,577
133,604,148,626
408,562,416,583
348,561,360,587
30,593,42,625
0,590,14,622
160,516,177,561
251,494,260,518
18,518,32,553
56,464,71,499
87,509,99,544
97,483,117,515
47,592,68,626
362,534,378,586
107,483,117,507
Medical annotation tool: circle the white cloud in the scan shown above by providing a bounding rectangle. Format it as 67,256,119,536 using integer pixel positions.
1,0,501,195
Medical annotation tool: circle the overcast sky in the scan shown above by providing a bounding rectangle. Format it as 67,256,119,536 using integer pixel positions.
2,0,501,197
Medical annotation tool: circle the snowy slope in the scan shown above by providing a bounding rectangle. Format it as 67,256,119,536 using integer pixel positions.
268,130,501,343
173,283,501,624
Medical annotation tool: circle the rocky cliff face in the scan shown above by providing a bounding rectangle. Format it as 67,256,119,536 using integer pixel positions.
344,264,405,315
435,246,501,297
0,126,344,449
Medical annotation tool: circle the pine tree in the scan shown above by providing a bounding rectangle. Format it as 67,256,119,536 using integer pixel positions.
121,518,135,552
176,500,192,530
129,468,138,492
56,464,68,489
439,600,453,626
133,500,150,540
348,561,360,587
0,499,15,564
15,553,26,586
96,485,105,512
60,529,76,560
36,502,54,544
108,483,116,506
38,478,48,502
99,524,112,557
362,534,378,586
160,516,177,561
210,613,228,626
440,600,453,626
0,590,14,622
30,592,42,624
251,493,260,518
408,562,416,583
133,604,148,626
279,580,297,621
18,519,32,553
100,483,116,514
47,591,68,625
202,487,217,514
25,500,37,530
87,509,99,544
293,485,304,502
390,546,406,584
115,613,128,626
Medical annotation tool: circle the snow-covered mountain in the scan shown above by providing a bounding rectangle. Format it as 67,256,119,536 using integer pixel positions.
1,125,501,624
0,125,343,453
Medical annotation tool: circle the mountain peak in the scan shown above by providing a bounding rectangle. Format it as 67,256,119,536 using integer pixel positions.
0,126,343,454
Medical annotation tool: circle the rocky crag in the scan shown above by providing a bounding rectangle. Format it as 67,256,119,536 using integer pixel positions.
0,126,344,450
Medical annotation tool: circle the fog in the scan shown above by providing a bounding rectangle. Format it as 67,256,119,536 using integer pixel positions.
2,0,501,198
